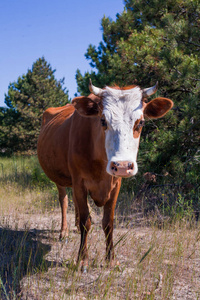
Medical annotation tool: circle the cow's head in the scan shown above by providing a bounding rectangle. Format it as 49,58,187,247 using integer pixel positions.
72,80,173,178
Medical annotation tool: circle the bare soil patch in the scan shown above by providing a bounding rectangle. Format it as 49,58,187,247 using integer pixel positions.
0,209,200,299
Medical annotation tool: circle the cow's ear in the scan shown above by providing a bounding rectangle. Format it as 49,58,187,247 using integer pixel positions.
144,97,173,119
72,96,100,116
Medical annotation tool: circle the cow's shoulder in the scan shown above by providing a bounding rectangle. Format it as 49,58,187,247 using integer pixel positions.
42,104,74,126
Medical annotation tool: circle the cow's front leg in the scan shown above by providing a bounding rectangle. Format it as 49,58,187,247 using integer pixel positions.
73,183,91,272
102,179,121,265
74,201,80,231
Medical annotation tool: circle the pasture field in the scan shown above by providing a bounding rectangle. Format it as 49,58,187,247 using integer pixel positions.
0,156,200,299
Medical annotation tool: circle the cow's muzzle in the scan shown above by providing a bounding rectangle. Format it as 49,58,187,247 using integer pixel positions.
109,161,136,178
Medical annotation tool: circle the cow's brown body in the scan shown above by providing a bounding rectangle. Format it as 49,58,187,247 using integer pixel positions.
37,97,121,269
38,82,173,271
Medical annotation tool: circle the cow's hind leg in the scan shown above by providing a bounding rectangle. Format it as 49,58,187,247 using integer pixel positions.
102,179,121,265
56,184,68,240
73,182,91,272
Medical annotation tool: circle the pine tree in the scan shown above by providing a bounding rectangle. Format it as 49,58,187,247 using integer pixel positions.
0,57,69,153
76,0,200,211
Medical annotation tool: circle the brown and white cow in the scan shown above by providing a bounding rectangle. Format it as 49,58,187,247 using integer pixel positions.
37,80,173,271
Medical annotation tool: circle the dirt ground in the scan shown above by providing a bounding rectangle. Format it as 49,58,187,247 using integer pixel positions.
0,209,200,299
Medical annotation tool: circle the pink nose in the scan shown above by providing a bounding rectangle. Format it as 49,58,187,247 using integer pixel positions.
110,161,134,177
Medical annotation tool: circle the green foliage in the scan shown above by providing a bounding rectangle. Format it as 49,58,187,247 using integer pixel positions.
0,57,69,153
76,0,200,213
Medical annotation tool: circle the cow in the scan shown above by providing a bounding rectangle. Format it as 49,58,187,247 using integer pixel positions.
37,80,173,272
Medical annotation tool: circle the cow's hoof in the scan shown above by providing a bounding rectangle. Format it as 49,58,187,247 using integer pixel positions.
81,265,88,274
105,260,120,269
79,260,88,274
59,235,68,244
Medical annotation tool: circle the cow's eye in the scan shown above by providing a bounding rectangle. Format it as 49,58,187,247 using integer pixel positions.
136,120,145,130
139,120,145,127
101,116,107,130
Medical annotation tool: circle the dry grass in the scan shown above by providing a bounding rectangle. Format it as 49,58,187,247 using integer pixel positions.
1,207,200,299
0,156,200,299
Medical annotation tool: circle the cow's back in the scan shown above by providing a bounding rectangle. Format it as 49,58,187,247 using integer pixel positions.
37,104,75,187
41,105,72,127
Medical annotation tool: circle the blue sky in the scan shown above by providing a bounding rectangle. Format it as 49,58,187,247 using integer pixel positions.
0,0,124,107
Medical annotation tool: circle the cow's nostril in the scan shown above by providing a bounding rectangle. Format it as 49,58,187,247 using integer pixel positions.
128,162,134,170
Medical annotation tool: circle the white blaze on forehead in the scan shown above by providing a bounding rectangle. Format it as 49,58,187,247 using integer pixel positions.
102,86,143,175
103,86,143,125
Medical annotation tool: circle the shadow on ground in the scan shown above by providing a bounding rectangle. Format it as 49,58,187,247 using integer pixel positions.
0,227,52,299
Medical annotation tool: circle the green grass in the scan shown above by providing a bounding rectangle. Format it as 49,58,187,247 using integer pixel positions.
0,155,65,215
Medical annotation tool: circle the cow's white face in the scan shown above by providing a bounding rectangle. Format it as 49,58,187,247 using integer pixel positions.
72,80,173,178
102,86,143,177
